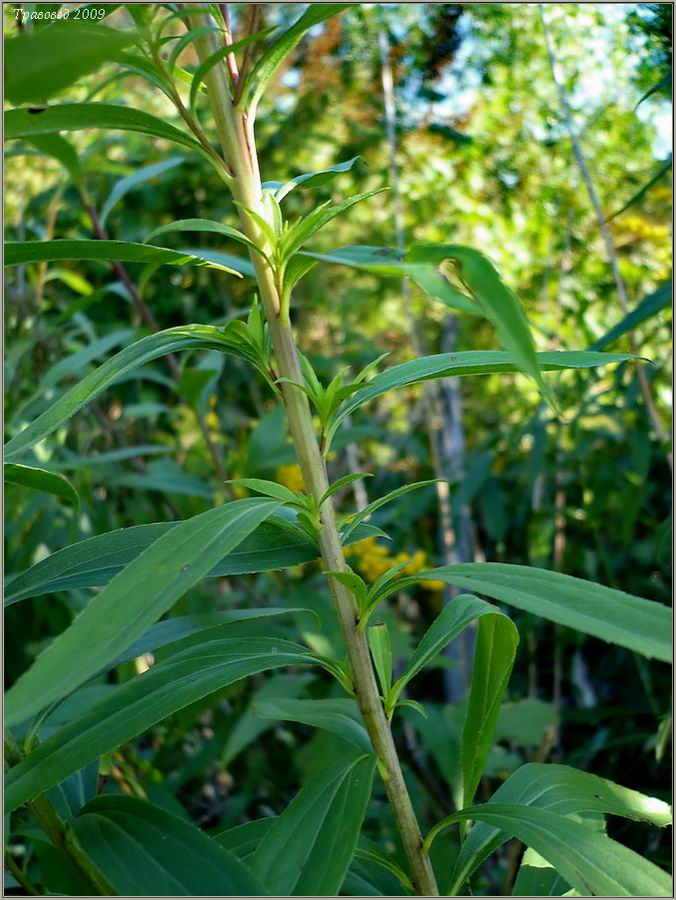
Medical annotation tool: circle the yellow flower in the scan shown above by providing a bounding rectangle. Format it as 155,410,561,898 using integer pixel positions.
276,463,305,493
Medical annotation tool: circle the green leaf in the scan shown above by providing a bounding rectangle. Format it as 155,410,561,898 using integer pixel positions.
512,846,573,897
4,463,79,509
109,608,312,670
5,23,133,105
5,498,281,727
239,4,351,112
4,239,242,276
407,244,556,409
68,796,266,896
282,190,386,261
425,803,672,897
4,325,242,460
254,697,372,752
265,157,361,202
605,155,672,222
389,594,515,715
213,817,276,859
461,612,519,806
4,103,202,152
341,480,438,543
301,244,481,316
145,217,264,259
635,73,672,108
100,157,185,228
250,753,376,895
4,516,379,606
368,623,392,697
25,134,84,185
226,477,303,505
188,27,277,113
590,283,671,350
417,563,672,662
326,350,633,449
5,637,317,812
320,472,372,506
449,762,672,894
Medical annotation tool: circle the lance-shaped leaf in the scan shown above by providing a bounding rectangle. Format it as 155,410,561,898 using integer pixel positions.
461,612,519,807
5,23,134,105
238,4,351,113
424,803,672,897
590,282,671,350
4,325,243,460
108,608,313,671
5,637,317,812
100,157,185,228
24,134,84,186
326,350,634,449
389,597,503,706
449,762,673,894
4,516,380,606
4,463,79,509
341,479,438,543
264,157,361,202
301,244,481,315
254,697,371,752
68,796,267,896
5,499,281,727
145,218,265,260
188,27,277,113
407,244,556,408
250,753,376,895
416,563,672,662
5,103,203,152
4,239,243,275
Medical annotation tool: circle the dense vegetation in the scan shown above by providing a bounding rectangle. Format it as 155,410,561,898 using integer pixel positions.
4,3,672,897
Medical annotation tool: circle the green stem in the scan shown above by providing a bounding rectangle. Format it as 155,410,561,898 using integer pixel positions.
4,733,111,895
189,16,439,896
4,850,40,896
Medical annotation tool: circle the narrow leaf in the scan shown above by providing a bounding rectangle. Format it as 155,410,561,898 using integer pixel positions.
5,637,317,812
407,244,556,409
5,23,133,105
4,103,202,152
418,563,671,662
425,803,672,897
4,239,242,275
68,795,267,896
327,350,634,449
449,762,673,894
4,463,79,509
239,4,350,111
461,612,519,806
5,499,281,727
4,325,241,460
250,753,376,895
254,697,372,752
145,218,264,258
100,157,185,228
590,283,671,350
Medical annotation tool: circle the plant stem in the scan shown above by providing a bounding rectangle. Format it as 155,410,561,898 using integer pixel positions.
190,17,439,896
4,850,40,896
4,733,110,895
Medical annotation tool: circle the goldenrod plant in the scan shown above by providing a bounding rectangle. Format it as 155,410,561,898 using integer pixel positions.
4,5,672,897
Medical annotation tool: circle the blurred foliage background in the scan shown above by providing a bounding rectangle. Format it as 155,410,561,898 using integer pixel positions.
4,3,672,894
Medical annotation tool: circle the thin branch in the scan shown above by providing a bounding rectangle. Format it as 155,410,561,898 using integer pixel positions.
219,3,240,87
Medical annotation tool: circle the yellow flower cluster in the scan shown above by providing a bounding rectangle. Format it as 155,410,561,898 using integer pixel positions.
276,463,306,493
345,536,445,592
620,215,670,241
